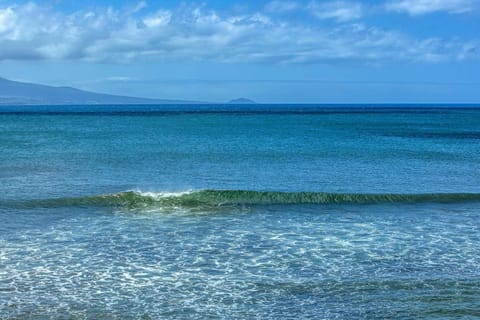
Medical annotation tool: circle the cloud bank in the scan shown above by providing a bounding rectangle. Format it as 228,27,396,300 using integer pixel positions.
308,1,364,22
386,0,476,15
0,1,477,64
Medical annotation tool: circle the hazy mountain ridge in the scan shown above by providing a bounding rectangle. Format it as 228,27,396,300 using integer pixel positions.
0,77,203,105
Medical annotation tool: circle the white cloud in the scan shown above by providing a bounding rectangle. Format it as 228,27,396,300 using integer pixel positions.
386,0,476,15
265,1,299,13
143,10,171,28
0,2,477,64
132,1,148,14
105,76,133,82
308,1,364,22
0,7,16,33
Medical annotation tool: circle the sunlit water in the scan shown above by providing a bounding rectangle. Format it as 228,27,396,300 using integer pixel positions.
1,105,479,319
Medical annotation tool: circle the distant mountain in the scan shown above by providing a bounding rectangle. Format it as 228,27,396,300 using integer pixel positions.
228,97,256,104
0,77,202,105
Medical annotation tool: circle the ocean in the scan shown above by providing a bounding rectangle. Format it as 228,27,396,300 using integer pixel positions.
1,105,479,319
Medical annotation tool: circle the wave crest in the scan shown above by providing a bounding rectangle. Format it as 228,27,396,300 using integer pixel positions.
12,190,480,212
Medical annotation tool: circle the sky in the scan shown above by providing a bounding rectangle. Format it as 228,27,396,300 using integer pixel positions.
0,0,479,103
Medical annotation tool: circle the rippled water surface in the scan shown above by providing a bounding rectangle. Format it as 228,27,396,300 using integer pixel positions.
1,106,480,319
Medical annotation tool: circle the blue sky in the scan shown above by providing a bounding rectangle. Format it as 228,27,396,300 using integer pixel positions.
0,0,479,103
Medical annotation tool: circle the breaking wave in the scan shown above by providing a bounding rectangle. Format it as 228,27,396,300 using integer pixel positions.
8,190,480,212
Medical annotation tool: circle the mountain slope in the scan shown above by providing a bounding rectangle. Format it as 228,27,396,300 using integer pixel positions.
0,77,201,105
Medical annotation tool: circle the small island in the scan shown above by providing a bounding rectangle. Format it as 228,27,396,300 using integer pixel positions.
228,97,256,104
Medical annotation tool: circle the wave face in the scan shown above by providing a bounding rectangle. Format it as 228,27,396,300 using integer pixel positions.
12,190,480,212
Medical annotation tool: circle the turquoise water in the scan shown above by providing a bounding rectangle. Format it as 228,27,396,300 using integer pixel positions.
1,106,480,318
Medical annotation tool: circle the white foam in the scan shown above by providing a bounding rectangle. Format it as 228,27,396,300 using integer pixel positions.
133,190,195,199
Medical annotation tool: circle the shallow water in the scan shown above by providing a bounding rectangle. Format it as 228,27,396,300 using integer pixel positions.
1,105,479,319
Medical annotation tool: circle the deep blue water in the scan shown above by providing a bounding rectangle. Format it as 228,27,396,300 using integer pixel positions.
1,105,480,319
